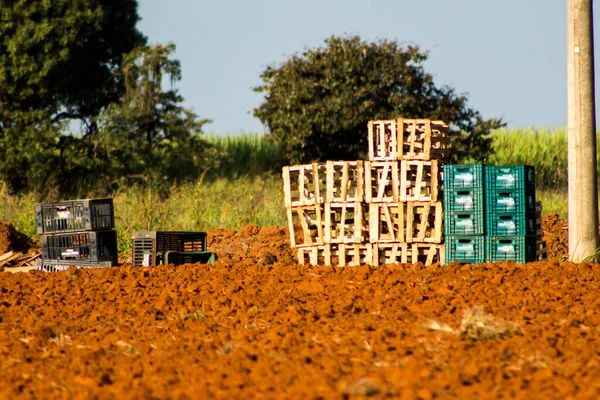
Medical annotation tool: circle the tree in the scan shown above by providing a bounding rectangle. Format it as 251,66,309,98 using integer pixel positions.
94,43,222,190
0,0,146,194
0,0,146,124
253,35,504,164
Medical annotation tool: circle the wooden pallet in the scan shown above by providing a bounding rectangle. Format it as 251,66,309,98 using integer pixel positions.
371,243,445,266
400,160,440,202
286,205,324,248
367,120,400,161
297,244,373,266
405,201,443,243
399,118,450,161
282,163,326,207
324,202,368,244
326,161,364,203
364,161,400,202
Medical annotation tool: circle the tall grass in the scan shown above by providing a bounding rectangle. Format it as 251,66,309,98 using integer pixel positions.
205,133,285,178
485,126,600,190
0,175,287,256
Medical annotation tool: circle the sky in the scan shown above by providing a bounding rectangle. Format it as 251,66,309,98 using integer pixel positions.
137,0,597,135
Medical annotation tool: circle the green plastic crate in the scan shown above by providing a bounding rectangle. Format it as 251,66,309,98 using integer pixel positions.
486,211,536,236
445,235,486,264
442,164,485,189
485,189,536,214
444,187,485,212
485,165,535,191
165,251,216,266
486,236,537,263
444,210,485,235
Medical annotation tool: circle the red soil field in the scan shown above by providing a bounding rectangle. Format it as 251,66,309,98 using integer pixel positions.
2,215,600,399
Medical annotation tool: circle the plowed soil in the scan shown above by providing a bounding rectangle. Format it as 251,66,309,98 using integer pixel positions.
2,216,600,399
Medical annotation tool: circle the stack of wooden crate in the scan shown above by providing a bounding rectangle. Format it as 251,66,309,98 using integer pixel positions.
283,118,450,266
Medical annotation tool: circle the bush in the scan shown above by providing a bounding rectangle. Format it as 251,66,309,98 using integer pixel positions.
254,35,504,164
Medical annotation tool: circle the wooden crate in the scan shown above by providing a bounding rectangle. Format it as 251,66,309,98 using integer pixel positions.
399,118,450,161
364,161,400,202
406,201,443,243
326,161,364,203
297,244,373,266
324,202,368,244
411,243,445,266
297,245,331,266
372,243,445,266
371,243,410,266
369,202,406,243
367,120,400,161
282,163,326,207
536,239,548,261
286,205,324,248
400,160,440,202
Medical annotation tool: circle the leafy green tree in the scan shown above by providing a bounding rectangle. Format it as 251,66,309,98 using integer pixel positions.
95,43,222,190
0,0,145,194
253,35,505,164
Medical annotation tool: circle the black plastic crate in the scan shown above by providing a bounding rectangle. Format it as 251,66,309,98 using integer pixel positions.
485,165,535,191
35,198,115,234
445,235,486,264
35,258,114,272
132,231,208,266
444,210,485,235
486,211,537,236
442,164,485,189
41,230,118,263
165,251,216,266
443,187,485,212
486,236,537,263
485,189,536,214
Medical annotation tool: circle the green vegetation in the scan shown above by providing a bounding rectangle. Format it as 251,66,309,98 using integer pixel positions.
0,173,286,256
254,35,504,165
205,134,285,178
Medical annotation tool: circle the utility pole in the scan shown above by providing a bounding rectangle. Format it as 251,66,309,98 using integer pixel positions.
567,0,599,261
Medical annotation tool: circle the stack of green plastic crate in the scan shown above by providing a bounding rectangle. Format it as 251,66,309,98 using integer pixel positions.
443,164,486,263
443,164,541,264
485,165,538,263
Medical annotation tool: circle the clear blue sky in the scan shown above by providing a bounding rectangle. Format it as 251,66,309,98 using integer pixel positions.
138,0,597,135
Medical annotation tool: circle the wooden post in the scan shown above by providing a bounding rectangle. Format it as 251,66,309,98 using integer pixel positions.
567,0,599,261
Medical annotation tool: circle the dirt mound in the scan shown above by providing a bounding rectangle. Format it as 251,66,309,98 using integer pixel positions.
542,213,569,260
208,224,296,266
0,220,33,254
